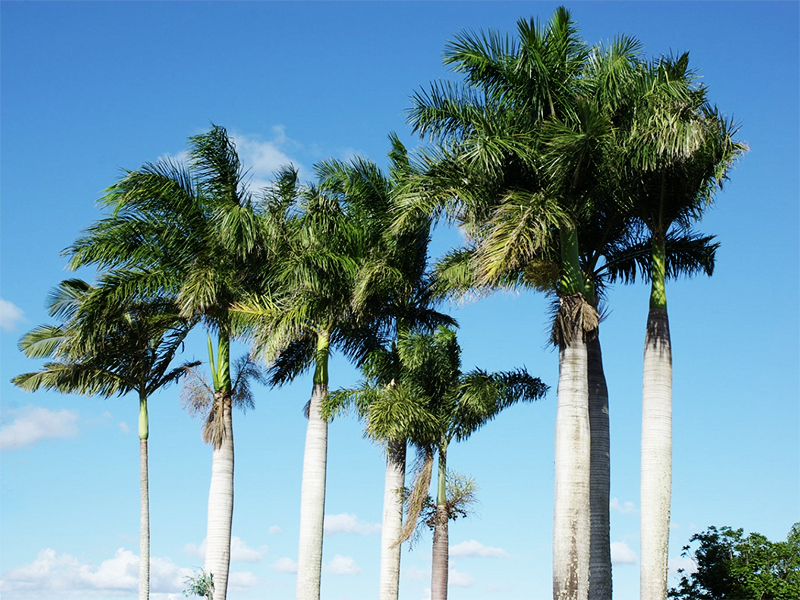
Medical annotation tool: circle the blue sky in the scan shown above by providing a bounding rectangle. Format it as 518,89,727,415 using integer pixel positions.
1,2,798,599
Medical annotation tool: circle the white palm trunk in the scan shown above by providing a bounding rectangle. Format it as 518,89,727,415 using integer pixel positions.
138,396,150,600
588,336,611,600
430,451,448,600
553,337,591,600
379,439,406,600
139,438,150,600
296,380,329,600
205,395,234,600
640,308,672,600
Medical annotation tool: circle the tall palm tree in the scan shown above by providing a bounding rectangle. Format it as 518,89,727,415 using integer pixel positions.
397,11,648,599
612,55,745,600
352,326,547,600
235,159,393,600
67,125,268,600
13,279,198,600
323,135,456,600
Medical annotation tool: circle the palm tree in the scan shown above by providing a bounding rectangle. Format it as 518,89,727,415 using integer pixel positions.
398,11,650,599
357,326,547,600
13,279,198,600
321,135,456,600
67,125,268,600
235,159,394,600
612,55,745,600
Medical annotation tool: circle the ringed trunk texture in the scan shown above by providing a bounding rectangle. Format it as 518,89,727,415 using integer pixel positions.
379,439,406,600
205,395,234,600
588,335,611,600
640,308,672,600
296,381,329,600
553,337,591,600
139,437,150,600
430,451,449,600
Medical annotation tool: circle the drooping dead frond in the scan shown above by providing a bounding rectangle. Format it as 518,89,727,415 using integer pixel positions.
180,366,214,418
202,391,231,449
550,292,599,348
396,446,434,546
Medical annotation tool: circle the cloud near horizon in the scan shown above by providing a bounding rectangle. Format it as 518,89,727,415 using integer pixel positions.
450,539,509,558
0,406,79,450
326,555,361,576
183,536,264,563
610,497,637,514
323,512,381,535
611,541,638,565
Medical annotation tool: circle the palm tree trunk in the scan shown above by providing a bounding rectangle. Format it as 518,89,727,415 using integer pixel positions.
640,307,672,600
430,449,448,600
640,236,672,600
205,393,234,600
379,438,406,600
588,335,611,600
296,331,330,600
138,396,150,600
553,335,591,600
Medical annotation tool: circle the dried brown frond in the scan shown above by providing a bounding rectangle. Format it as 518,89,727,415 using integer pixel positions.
551,292,599,348
395,446,434,546
202,391,231,449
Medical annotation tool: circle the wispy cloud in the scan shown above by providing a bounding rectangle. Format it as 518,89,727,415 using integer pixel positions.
270,557,297,573
449,567,475,588
268,525,283,535
610,497,637,514
183,536,264,563
323,512,381,535
402,564,429,581
0,406,79,450
669,555,697,576
232,126,308,189
0,298,25,332
611,541,638,565
450,540,509,558
326,555,361,576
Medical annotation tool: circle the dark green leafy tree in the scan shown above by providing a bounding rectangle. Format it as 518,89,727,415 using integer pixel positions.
669,523,800,600
13,279,198,600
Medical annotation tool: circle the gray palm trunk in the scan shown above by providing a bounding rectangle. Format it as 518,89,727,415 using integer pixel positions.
640,309,672,600
139,394,150,600
588,336,611,600
205,393,234,600
430,451,449,600
553,337,591,600
379,439,406,600
296,380,329,600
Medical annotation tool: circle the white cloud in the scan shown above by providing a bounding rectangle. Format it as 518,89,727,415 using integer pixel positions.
0,406,79,450
183,537,262,563
232,127,307,190
610,497,637,514
270,557,297,573
118,421,131,434
611,541,638,565
669,555,697,576
449,567,475,587
268,525,283,535
450,540,508,558
324,513,381,535
326,555,361,576
402,564,429,581
228,570,259,590
0,298,25,331
0,547,191,597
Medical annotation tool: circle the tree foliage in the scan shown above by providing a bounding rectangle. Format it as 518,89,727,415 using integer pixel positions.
669,523,800,600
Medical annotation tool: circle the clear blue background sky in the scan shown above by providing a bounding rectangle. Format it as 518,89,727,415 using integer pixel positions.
1,2,798,600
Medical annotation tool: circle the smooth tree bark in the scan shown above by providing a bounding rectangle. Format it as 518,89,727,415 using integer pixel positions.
205,391,234,600
379,439,406,600
139,395,150,600
588,335,611,600
296,331,331,600
553,231,592,600
430,447,449,600
640,238,672,600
